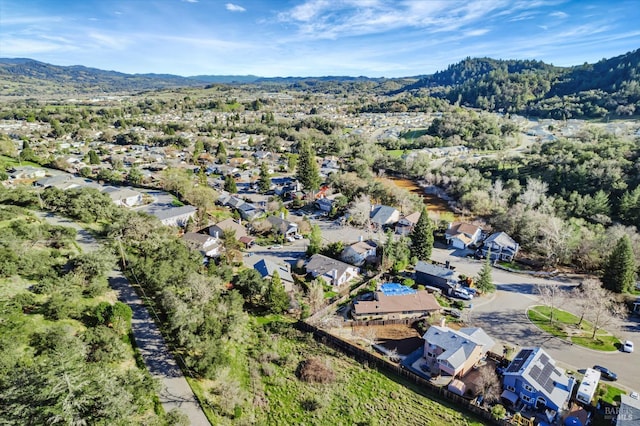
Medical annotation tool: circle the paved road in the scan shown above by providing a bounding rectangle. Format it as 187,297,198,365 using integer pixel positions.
38,212,210,425
429,246,640,391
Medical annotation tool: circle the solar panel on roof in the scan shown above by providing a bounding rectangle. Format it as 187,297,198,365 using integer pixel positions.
530,365,542,380
506,349,533,373
539,354,549,365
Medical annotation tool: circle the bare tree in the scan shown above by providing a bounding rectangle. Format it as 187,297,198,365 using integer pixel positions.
574,279,625,339
307,279,325,313
475,365,501,404
535,284,566,324
536,216,572,267
347,194,371,228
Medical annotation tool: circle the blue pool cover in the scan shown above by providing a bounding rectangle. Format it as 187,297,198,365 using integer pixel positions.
379,283,417,296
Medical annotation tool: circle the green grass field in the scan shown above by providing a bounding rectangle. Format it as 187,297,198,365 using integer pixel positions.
527,306,620,351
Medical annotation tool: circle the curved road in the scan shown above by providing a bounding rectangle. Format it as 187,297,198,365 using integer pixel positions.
39,212,210,426
431,248,640,391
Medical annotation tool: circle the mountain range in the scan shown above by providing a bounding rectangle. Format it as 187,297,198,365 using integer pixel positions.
1,48,639,118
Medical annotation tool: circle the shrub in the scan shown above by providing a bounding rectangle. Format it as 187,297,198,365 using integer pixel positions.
491,404,506,420
296,357,335,384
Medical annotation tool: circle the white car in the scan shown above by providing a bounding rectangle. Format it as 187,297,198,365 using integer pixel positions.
631,392,639,400
622,340,634,353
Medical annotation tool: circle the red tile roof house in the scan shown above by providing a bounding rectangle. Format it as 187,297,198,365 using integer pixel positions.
445,222,482,249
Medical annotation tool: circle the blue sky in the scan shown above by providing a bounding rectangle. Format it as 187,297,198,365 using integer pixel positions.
1,0,639,77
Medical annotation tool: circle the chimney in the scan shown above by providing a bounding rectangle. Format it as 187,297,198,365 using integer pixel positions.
238,218,242,225
281,212,285,220
440,317,446,328
447,222,452,229
359,235,363,242
215,231,219,239
445,260,450,269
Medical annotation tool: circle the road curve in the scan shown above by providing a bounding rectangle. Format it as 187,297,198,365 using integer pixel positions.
38,212,210,425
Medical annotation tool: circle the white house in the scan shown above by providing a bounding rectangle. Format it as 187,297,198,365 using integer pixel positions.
101,186,143,207
181,232,221,258
340,240,377,266
445,222,482,249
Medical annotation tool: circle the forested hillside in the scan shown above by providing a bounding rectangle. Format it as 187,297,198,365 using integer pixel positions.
403,49,640,118
0,58,204,96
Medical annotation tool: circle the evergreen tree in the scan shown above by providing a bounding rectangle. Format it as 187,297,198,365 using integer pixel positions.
307,224,322,256
266,270,289,314
88,150,100,165
127,166,143,185
475,250,496,293
409,207,433,261
224,174,237,193
602,235,637,293
296,141,320,192
258,162,271,193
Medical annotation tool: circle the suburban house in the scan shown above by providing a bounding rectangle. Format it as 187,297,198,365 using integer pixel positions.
445,222,482,249
266,215,298,237
480,232,520,262
181,232,221,258
150,205,197,227
352,283,440,321
209,218,247,240
35,175,86,190
617,394,640,426
370,205,401,229
9,166,47,180
414,261,459,295
422,324,495,378
101,186,143,207
502,347,574,415
237,202,263,221
340,240,377,266
315,197,334,212
395,211,421,235
252,258,294,292
306,254,359,287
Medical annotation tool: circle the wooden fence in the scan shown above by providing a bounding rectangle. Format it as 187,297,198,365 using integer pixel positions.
296,320,517,426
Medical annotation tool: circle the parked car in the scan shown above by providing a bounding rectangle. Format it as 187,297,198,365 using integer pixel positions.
452,288,473,300
622,340,634,353
631,392,639,400
268,245,282,249
592,365,618,381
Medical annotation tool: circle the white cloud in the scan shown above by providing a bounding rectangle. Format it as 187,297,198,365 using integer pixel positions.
183,0,198,3
549,11,568,18
465,28,490,37
225,3,246,12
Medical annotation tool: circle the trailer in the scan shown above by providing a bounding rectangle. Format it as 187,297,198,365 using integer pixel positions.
576,368,600,405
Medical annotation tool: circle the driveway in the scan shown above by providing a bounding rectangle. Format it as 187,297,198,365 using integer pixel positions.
38,212,210,425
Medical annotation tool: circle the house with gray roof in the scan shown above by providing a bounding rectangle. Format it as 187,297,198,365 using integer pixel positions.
101,186,143,207
181,232,221,258
253,258,294,292
423,325,495,377
502,347,574,416
480,231,519,262
370,205,401,229
150,205,197,227
414,261,459,295
306,254,359,287
266,215,298,236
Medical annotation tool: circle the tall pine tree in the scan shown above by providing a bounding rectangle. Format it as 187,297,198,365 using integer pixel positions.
258,162,271,193
266,270,289,314
475,249,495,293
602,235,637,293
409,207,433,261
296,140,320,192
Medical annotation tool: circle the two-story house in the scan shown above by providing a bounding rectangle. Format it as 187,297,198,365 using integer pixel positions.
422,325,495,377
502,347,574,416
480,232,520,262
340,240,377,266
181,232,221,258
352,283,440,321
